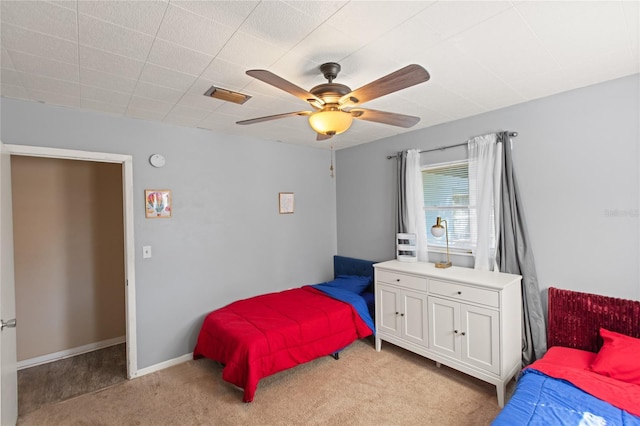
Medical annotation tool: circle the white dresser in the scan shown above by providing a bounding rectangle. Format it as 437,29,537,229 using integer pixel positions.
374,260,522,407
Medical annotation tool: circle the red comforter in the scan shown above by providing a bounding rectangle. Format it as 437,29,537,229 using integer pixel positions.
193,286,372,402
529,346,640,417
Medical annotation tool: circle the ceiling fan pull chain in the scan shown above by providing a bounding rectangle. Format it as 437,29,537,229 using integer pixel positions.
329,142,335,178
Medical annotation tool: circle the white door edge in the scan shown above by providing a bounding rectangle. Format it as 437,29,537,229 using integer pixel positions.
1,140,18,425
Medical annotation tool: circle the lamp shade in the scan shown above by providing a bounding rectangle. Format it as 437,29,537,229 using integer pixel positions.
431,225,445,238
431,216,446,237
308,108,353,135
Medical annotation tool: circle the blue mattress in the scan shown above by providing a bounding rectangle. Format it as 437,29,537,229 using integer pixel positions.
492,369,640,425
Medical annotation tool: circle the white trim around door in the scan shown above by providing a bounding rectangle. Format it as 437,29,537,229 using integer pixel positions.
4,144,138,379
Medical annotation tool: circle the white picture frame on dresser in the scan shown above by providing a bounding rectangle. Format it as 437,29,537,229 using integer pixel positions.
373,260,522,407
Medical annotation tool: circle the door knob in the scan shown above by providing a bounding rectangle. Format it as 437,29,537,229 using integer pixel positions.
1,318,16,330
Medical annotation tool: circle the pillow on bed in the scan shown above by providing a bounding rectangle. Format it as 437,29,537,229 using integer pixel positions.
589,328,640,386
323,275,371,294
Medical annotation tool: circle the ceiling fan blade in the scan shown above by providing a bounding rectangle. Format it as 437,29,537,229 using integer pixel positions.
236,111,311,125
246,70,324,107
316,133,333,141
349,108,420,128
340,64,430,106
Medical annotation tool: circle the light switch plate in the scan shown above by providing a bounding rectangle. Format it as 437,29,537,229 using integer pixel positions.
142,246,152,258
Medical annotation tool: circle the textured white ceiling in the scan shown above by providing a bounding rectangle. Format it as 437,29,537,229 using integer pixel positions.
1,1,638,150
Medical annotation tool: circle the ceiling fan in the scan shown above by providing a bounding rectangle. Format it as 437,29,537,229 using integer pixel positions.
236,62,430,141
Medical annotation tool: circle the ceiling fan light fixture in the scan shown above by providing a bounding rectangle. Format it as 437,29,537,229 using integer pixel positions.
308,108,353,136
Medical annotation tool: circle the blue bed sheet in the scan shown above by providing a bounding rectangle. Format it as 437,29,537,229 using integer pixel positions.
492,369,640,426
311,284,375,335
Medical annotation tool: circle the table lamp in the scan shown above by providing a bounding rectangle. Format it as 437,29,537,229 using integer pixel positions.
431,216,452,268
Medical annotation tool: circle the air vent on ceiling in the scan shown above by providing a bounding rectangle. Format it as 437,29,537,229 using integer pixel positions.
204,86,251,105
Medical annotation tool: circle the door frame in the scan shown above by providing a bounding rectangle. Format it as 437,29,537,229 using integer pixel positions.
5,144,138,379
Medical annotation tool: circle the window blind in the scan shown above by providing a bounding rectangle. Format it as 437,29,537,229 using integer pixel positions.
422,161,473,251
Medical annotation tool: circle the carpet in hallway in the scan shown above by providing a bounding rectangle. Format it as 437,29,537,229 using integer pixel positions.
18,343,126,418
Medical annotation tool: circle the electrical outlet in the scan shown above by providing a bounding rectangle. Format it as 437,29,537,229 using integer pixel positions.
142,246,152,259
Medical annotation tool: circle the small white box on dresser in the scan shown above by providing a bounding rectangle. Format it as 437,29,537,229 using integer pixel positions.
373,260,522,407
396,233,417,262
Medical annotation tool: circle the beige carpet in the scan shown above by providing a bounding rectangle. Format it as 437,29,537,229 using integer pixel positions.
18,338,513,425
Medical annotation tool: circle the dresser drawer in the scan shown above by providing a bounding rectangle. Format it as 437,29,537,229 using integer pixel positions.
429,279,499,308
376,269,427,292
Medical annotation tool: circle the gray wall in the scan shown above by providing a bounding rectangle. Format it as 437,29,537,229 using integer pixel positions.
1,98,337,369
336,73,640,301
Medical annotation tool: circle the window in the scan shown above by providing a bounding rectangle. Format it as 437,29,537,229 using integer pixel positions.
422,161,473,253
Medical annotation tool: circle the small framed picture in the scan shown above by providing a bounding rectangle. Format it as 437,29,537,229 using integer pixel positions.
145,189,172,218
278,192,294,214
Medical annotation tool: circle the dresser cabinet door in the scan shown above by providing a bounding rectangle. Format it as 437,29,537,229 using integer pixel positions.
401,290,428,347
460,304,500,374
428,296,461,359
376,283,401,337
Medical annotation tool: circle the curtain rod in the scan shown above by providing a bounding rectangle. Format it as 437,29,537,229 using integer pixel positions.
385,131,518,159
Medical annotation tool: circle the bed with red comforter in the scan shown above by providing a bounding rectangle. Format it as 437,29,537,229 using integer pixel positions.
193,256,375,402
492,287,640,425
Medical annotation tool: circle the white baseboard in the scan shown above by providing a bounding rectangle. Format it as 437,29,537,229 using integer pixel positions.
135,353,193,378
18,336,126,370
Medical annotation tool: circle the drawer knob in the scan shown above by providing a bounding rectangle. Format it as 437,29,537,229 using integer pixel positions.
460,332,466,336
396,279,401,282
400,313,404,317
454,330,458,334
395,311,399,315
457,291,462,295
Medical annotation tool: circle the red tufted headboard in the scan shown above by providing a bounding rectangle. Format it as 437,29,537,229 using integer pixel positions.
547,287,640,353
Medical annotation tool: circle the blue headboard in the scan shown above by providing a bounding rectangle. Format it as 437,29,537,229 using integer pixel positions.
333,255,376,282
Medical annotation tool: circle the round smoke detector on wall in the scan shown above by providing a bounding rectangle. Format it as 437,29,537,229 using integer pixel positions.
149,154,165,168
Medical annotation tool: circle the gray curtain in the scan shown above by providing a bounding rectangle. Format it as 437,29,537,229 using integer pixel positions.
396,151,408,233
496,131,547,365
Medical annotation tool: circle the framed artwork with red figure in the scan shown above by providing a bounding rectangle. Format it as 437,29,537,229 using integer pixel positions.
145,189,172,218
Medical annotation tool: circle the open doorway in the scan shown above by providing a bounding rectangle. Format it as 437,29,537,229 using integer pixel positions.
4,144,137,418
